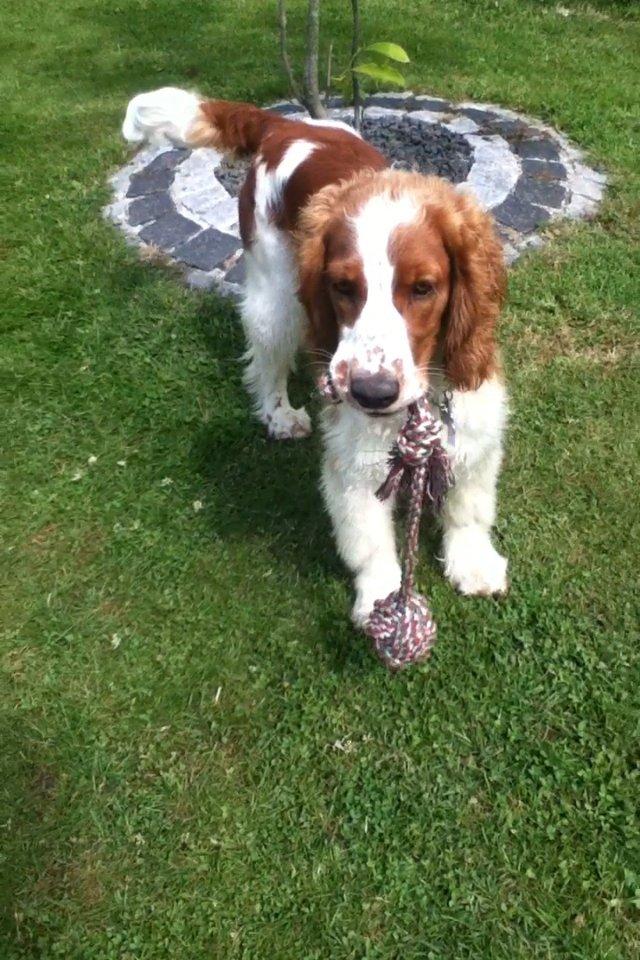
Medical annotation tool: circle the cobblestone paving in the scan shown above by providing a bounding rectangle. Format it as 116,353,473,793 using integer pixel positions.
105,92,606,298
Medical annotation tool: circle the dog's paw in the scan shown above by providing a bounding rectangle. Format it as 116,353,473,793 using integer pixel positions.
444,527,508,597
265,405,312,440
352,563,401,628
351,597,372,630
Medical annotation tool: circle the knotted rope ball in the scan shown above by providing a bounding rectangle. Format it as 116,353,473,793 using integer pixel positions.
364,591,437,671
319,374,454,671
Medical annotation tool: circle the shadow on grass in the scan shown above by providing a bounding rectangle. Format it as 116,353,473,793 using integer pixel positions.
191,298,334,565
190,296,378,671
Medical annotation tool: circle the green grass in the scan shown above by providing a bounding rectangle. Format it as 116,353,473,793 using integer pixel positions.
1,0,639,956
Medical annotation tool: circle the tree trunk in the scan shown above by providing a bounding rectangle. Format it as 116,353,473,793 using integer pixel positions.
277,0,326,118
351,0,362,130
277,0,305,108
303,0,327,117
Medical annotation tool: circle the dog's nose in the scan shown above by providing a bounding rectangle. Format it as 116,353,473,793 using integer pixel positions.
350,371,400,410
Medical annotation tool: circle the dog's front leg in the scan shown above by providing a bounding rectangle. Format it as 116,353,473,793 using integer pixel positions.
442,447,508,596
442,379,509,597
321,407,401,627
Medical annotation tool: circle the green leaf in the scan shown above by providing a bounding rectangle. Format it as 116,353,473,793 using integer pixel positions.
339,74,353,103
352,62,405,86
363,42,410,64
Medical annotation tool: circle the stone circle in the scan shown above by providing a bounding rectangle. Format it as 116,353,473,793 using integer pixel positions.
105,92,607,297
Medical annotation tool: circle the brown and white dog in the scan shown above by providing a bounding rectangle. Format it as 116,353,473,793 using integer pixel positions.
123,88,509,624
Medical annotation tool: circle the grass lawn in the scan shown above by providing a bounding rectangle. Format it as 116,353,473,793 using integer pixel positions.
1,0,639,956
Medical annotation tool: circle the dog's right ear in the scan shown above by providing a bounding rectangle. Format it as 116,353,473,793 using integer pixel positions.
438,191,506,391
295,185,342,357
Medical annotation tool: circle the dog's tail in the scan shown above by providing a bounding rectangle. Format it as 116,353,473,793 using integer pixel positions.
122,86,285,157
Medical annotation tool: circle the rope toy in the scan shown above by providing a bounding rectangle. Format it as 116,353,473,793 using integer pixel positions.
319,372,454,671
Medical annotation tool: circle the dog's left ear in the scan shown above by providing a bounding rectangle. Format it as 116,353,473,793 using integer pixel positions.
440,193,506,391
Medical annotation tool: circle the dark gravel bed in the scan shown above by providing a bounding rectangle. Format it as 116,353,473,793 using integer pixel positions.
215,156,252,197
360,115,472,182
214,114,473,196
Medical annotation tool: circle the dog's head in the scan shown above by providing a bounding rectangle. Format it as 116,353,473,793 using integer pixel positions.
297,170,506,412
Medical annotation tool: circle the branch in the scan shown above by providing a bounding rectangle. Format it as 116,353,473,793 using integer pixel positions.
326,40,333,103
351,0,362,130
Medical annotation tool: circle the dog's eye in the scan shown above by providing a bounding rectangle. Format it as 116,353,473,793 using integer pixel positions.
332,279,357,298
412,280,435,298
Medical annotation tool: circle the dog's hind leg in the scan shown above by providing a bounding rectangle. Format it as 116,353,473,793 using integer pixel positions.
239,221,311,440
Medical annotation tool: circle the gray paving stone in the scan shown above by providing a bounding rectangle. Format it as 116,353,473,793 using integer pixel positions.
209,197,240,235
488,118,538,140
127,167,174,197
406,109,441,125
570,172,605,201
177,186,227,223
128,193,175,225
501,240,520,265
408,95,452,112
126,149,188,197
492,194,551,233
224,254,245,285
460,107,498,126
186,269,217,290
367,93,412,109
521,158,568,180
495,223,521,245
139,213,201,249
219,281,243,302
515,176,567,209
269,102,302,115
104,197,128,226
145,149,189,172
584,168,607,186
463,134,521,210
172,228,240,270
513,137,561,162
445,116,479,135
109,165,134,194
362,106,403,119
564,193,599,220
171,150,225,204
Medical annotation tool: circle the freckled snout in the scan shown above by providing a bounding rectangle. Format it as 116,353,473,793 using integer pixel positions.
349,370,400,411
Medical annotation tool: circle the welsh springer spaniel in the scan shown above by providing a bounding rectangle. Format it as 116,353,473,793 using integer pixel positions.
123,88,509,625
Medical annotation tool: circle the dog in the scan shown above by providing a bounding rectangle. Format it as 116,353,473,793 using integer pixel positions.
122,88,509,625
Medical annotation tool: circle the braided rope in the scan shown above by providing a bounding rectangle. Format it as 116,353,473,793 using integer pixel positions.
318,375,453,671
